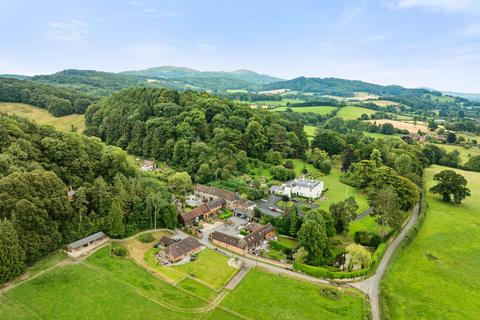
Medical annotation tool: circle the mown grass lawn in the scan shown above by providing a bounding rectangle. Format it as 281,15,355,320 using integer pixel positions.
380,165,480,319
278,236,298,249
172,249,237,290
221,269,368,319
0,102,86,132
336,106,375,120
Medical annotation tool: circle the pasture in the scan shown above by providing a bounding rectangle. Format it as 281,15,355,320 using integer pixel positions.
304,125,317,140
365,100,399,107
271,105,337,115
437,143,480,165
362,131,402,140
336,106,375,120
0,102,86,132
380,166,480,319
219,269,368,319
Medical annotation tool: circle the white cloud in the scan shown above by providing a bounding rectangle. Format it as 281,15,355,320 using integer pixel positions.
394,0,480,14
360,34,388,43
197,43,216,54
461,22,480,37
44,20,88,43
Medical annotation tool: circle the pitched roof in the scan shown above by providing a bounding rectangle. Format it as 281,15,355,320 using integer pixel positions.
195,184,239,201
181,205,209,224
287,179,322,189
159,236,176,247
207,197,226,210
243,223,274,248
164,237,202,259
232,199,256,209
66,231,106,250
211,231,246,249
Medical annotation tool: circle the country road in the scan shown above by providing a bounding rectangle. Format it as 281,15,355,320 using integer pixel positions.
351,203,420,320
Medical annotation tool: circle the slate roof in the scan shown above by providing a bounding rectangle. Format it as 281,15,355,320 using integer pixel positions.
286,178,322,189
211,231,246,249
164,237,202,259
159,236,176,247
243,223,274,248
181,198,225,224
195,184,239,201
66,231,106,250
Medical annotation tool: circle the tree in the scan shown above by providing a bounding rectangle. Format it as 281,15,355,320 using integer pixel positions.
269,165,295,181
168,172,193,196
294,247,308,264
446,132,457,144
341,146,357,172
346,244,372,269
368,187,402,238
0,219,26,284
428,120,438,131
297,210,331,265
244,121,267,158
430,170,470,203
465,155,480,171
329,197,358,234
370,148,382,167
105,196,125,237
380,123,395,135
310,148,331,174
312,130,346,156
394,154,413,176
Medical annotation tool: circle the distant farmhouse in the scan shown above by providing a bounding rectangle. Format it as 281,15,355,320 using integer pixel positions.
140,160,156,172
180,184,257,225
210,223,274,255
64,231,108,258
270,178,324,200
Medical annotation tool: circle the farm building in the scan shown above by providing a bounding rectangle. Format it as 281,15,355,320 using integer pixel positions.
164,237,203,262
155,236,176,248
64,231,108,258
210,223,275,255
180,197,226,225
194,184,239,208
270,178,324,199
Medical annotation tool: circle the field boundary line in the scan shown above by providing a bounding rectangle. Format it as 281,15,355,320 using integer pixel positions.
1,293,44,320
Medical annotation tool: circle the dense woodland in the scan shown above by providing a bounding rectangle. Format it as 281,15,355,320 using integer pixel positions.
0,78,97,116
0,114,176,284
85,88,309,183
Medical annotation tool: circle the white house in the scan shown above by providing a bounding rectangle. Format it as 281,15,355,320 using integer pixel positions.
270,178,324,200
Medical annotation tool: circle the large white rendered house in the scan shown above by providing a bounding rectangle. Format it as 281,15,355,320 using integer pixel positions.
270,178,324,199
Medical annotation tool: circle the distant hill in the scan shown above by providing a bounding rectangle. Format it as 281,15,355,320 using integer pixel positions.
0,74,30,80
442,91,480,102
261,76,436,97
30,69,268,95
121,66,282,84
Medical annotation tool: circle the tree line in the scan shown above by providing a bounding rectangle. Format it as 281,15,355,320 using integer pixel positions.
0,78,98,116
85,88,309,183
0,114,175,284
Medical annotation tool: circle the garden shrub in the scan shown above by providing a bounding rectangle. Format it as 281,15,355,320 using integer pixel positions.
354,231,382,248
138,233,155,243
112,246,128,257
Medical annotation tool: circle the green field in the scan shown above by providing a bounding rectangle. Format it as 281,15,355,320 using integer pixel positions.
304,125,317,140
0,102,86,132
172,249,237,290
220,269,368,319
437,143,480,164
381,165,480,319
363,131,402,140
336,106,375,120
271,106,337,115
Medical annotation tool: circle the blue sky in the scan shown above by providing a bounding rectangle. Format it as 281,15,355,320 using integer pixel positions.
0,0,479,92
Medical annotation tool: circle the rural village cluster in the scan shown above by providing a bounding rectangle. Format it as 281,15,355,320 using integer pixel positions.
65,174,324,265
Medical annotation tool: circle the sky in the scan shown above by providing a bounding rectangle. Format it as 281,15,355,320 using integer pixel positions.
0,0,479,92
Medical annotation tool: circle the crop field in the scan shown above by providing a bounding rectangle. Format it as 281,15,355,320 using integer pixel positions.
271,105,337,115
0,102,86,132
380,166,480,319
219,269,368,319
365,100,399,107
366,119,429,134
336,106,375,120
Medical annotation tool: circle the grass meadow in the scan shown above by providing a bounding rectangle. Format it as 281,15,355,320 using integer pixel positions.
0,102,86,132
437,143,480,165
380,165,480,319
271,106,337,115
336,106,375,120
220,269,368,319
